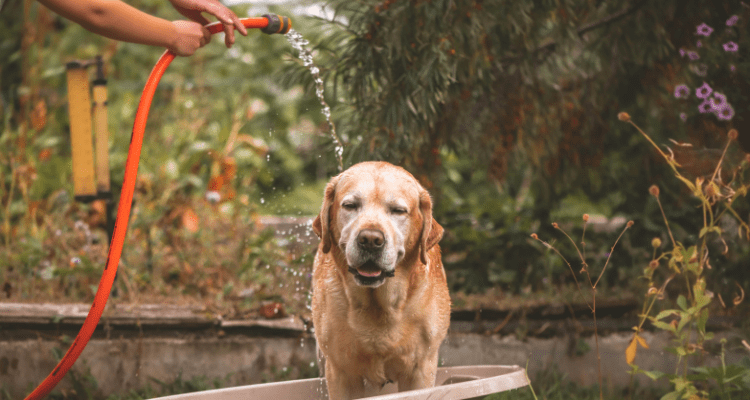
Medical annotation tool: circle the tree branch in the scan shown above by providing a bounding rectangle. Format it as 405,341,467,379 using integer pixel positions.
501,0,648,64
576,0,648,37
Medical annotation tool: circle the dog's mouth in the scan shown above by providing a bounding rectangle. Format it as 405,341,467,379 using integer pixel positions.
347,260,395,287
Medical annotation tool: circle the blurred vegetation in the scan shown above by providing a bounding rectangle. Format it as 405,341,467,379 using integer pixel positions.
0,0,333,313
3,2,750,399
293,0,750,298
0,0,748,326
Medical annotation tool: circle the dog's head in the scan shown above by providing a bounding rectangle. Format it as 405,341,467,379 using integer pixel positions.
312,162,443,288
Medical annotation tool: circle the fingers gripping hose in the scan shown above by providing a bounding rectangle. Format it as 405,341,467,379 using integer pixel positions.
24,16,290,400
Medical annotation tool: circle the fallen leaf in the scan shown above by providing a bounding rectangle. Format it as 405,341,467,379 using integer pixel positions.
626,336,638,365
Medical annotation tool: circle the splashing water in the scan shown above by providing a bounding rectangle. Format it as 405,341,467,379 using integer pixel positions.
285,29,344,171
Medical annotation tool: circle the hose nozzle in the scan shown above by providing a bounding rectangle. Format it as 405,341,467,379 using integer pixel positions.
261,14,292,35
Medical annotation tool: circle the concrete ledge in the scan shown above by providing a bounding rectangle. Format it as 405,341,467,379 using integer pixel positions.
2,302,745,398
3,329,748,399
1,336,318,399
0,303,307,335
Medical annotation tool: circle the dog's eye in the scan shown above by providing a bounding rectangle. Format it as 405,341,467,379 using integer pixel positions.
342,202,358,210
391,207,408,215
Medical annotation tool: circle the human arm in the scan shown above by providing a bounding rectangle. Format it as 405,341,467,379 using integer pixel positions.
37,0,211,56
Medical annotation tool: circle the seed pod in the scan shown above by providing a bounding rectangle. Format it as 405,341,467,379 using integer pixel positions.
583,214,590,222
728,129,738,140
652,237,662,248
618,112,631,122
649,185,660,197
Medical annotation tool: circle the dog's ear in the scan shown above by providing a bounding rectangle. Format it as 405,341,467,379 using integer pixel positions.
313,175,339,253
419,189,443,265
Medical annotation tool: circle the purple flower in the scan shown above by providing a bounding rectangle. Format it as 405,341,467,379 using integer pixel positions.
687,51,700,60
710,92,727,109
696,82,713,99
727,15,738,26
679,112,687,122
723,41,739,52
696,40,702,48
715,104,735,121
674,84,690,98
679,48,686,57
730,64,736,72
698,99,712,114
696,23,714,36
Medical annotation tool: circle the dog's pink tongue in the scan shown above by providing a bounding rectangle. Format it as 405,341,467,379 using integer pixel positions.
357,268,382,277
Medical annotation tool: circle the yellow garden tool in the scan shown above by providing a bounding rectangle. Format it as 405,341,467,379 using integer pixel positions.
65,60,97,202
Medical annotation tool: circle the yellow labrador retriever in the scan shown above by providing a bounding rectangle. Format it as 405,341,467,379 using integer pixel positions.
311,161,451,399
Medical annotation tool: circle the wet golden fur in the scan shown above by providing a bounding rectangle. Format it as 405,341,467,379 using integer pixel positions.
311,161,451,399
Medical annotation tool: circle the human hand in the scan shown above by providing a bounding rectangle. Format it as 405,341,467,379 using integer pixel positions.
170,20,212,56
167,0,248,48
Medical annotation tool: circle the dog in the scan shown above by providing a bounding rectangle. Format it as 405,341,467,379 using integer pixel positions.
311,161,451,399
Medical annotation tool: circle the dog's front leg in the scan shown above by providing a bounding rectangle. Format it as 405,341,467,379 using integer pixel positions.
398,352,439,393
325,360,365,400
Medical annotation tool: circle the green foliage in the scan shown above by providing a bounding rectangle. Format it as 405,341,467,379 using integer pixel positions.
688,354,750,400
281,0,750,296
436,149,542,293
1,2,331,307
622,114,750,398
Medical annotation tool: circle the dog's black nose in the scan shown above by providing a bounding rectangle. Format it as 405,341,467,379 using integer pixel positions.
357,229,385,250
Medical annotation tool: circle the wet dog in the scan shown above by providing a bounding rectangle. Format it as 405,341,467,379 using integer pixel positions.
311,161,451,399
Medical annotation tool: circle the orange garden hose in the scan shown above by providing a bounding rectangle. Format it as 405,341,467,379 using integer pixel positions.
25,15,291,400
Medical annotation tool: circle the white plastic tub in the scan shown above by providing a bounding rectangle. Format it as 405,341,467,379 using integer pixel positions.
152,365,529,400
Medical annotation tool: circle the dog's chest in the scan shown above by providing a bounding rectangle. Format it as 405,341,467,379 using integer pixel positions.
352,308,429,358
353,326,424,385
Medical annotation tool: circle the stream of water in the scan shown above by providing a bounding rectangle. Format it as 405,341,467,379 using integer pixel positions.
285,29,344,171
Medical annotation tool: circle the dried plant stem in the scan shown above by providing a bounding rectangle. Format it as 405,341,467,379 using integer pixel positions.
2,160,16,247
532,235,592,309
540,220,632,400
582,220,588,261
709,137,733,183
554,224,589,273
594,222,632,288
654,196,677,247
627,121,670,163
723,201,750,240
524,359,539,400
592,290,603,400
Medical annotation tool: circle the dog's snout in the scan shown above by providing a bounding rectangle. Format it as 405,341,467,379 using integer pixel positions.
357,229,385,250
